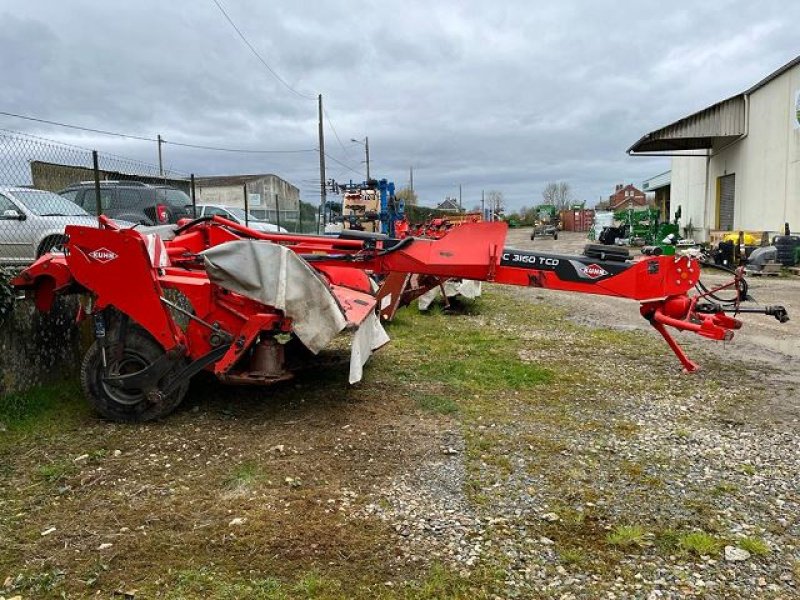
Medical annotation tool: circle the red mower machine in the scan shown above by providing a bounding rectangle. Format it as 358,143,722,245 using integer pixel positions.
11,216,788,422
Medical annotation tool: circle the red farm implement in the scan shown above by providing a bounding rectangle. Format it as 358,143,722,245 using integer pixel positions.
11,215,788,422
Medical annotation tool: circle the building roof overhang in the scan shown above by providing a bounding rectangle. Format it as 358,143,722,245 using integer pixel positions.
628,96,746,154
629,54,800,156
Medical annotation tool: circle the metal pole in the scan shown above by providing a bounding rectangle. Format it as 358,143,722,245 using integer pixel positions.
365,136,370,181
275,193,281,231
410,166,413,193
92,150,102,225
318,94,326,235
190,173,197,218
481,189,485,220
157,134,164,176
458,184,462,212
243,184,248,227
298,201,303,233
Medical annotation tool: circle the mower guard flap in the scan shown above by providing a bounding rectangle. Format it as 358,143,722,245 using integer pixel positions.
202,240,358,354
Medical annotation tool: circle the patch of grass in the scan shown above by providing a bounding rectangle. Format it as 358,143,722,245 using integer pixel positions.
740,464,756,476
36,459,76,483
678,531,723,557
558,547,586,566
612,420,640,437
607,525,647,548
416,394,459,415
224,461,267,490
738,536,770,556
711,482,739,497
166,568,285,600
0,379,84,430
655,529,681,554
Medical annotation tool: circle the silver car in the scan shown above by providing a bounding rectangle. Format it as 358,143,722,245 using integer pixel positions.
0,187,122,265
196,204,287,233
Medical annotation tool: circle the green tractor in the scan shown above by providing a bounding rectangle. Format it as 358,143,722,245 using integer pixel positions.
530,204,559,240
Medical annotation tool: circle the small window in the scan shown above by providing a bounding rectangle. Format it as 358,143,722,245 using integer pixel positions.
80,188,114,214
0,193,16,213
117,188,144,208
60,190,80,204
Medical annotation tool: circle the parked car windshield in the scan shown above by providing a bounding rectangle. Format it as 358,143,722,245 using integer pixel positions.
227,207,264,222
155,188,192,207
13,190,89,216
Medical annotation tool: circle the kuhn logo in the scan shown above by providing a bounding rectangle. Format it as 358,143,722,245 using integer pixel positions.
581,263,608,279
88,248,118,263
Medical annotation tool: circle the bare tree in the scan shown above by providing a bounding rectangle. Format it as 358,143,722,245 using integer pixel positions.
486,190,504,218
541,181,573,211
395,186,418,206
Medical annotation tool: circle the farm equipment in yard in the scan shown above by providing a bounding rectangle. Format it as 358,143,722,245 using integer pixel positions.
11,215,789,422
530,204,559,240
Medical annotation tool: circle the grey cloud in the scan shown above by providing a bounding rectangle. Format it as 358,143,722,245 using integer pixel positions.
1,0,799,210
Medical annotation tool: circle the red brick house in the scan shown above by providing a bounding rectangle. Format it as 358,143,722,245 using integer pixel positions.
608,183,647,211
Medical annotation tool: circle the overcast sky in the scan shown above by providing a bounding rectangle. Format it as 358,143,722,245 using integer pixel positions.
1,0,798,210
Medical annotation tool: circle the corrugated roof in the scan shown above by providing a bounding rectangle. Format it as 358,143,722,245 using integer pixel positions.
629,54,800,154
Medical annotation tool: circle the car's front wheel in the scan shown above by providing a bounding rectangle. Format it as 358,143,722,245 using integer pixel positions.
36,234,68,258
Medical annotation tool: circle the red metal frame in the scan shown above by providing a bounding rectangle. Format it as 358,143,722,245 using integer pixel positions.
11,216,764,380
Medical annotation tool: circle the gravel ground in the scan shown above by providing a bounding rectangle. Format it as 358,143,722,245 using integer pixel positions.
1,227,798,599
355,230,800,598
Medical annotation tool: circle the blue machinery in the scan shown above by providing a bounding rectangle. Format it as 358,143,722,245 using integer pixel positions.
378,179,405,236
334,178,405,236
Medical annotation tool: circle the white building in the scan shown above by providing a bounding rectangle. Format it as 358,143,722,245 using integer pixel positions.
194,174,300,222
629,55,800,241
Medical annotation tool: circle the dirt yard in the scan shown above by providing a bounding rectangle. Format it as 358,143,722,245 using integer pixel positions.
1,229,798,599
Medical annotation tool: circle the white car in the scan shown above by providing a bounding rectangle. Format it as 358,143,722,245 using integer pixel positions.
196,204,287,233
0,187,132,265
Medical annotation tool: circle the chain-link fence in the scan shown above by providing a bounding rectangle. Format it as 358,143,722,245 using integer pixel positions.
0,129,318,398
0,129,319,270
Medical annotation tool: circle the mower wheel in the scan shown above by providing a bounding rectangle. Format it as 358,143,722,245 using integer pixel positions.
530,232,536,240
553,232,558,240
81,328,189,423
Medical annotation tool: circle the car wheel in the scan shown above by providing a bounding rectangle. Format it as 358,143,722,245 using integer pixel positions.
36,234,68,258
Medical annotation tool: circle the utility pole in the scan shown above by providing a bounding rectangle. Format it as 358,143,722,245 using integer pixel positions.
157,134,164,177
318,94,326,233
481,189,485,220
458,184,462,212
365,136,370,181
409,166,414,193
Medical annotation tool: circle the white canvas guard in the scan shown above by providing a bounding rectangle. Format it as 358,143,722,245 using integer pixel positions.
348,310,391,384
418,279,482,310
202,240,348,353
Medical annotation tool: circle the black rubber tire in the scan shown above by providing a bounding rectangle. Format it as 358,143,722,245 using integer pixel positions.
36,234,68,258
553,232,558,240
530,232,536,240
80,327,189,423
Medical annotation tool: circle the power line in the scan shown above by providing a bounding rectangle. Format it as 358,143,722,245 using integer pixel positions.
211,0,315,100
322,151,363,177
0,110,316,154
164,140,315,154
0,111,154,141
323,108,349,156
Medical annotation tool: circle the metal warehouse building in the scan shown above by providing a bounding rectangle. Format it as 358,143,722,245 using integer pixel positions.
629,55,800,241
194,173,300,222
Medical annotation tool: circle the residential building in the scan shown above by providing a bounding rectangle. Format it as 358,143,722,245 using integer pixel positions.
629,55,800,240
436,197,462,212
607,183,647,211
